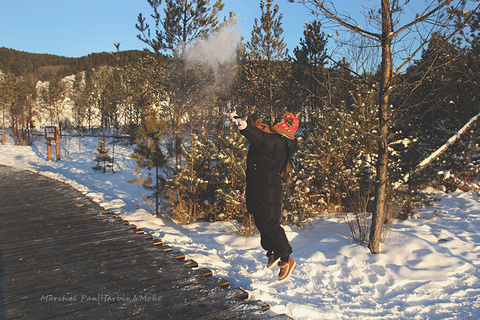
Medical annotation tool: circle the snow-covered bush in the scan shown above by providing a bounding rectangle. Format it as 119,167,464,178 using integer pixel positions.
284,85,378,225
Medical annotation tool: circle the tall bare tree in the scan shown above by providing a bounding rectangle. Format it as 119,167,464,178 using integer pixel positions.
0,73,18,145
14,72,37,143
41,73,66,125
290,0,480,253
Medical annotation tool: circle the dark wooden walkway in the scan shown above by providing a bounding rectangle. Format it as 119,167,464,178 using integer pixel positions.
0,165,291,320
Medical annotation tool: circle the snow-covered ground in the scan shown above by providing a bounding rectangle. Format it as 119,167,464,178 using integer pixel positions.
1,133,479,319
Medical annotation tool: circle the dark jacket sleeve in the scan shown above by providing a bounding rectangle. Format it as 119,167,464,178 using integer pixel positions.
240,118,270,152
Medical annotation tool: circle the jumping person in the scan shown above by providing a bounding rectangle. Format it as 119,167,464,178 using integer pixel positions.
225,111,299,281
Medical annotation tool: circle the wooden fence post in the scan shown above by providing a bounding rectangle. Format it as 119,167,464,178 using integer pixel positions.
45,125,60,161
55,126,61,161
47,139,52,161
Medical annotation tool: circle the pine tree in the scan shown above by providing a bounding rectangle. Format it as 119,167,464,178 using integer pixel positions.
164,126,214,223
136,0,225,167
292,20,329,120
213,125,248,225
129,110,167,217
245,0,289,123
92,136,114,173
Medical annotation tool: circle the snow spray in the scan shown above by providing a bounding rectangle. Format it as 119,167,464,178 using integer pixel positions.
184,16,242,90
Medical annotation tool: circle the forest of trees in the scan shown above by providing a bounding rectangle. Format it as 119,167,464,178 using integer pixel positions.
1,0,479,252
0,47,150,80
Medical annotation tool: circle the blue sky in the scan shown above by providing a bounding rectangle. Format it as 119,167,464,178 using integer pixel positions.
0,0,320,58
1,0,453,60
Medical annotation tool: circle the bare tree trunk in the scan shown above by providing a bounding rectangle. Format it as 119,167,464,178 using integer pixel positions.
155,164,160,218
369,0,392,254
175,128,182,168
269,59,274,124
2,106,5,145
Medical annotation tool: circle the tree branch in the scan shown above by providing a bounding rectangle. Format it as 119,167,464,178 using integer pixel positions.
392,3,480,90
392,0,452,38
397,2,480,76
394,110,480,189
311,0,382,42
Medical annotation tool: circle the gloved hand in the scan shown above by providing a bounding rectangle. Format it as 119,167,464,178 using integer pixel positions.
232,117,247,130
224,111,247,130
224,110,238,121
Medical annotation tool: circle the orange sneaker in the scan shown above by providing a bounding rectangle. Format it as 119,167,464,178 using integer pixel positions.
278,257,295,281
266,252,281,269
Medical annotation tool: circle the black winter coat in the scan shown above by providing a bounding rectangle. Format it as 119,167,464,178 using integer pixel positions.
240,118,296,219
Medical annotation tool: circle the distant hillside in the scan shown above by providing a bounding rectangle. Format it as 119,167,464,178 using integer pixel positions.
0,47,151,80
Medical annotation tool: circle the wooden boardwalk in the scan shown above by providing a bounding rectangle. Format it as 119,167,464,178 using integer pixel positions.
0,165,291,320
